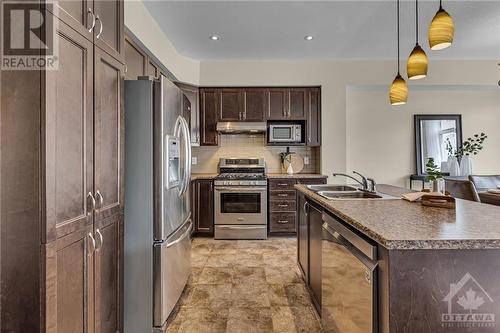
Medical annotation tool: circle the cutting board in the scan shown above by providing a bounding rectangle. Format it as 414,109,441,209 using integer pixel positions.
282,153,304,174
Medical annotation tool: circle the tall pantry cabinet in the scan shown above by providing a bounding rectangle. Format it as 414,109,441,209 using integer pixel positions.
0,1,124,332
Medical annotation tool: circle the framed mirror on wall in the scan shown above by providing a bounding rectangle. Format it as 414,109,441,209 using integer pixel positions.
414,114,463,175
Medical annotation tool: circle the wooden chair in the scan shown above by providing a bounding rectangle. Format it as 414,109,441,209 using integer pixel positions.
468,175,500,190
445,179,481,202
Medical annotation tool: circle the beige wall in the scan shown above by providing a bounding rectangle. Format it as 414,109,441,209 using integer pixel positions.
192,135,320,174
347,88,500,187
200,60,500,185
124,0,200,84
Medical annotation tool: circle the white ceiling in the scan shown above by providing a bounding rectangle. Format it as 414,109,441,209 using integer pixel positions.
143,1,500,60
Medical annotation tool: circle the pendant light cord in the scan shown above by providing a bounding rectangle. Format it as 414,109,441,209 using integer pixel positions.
416,0,419,43
397,0,400,73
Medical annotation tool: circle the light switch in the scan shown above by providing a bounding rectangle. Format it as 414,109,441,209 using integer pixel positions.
304,156,310,165
191,157,197,165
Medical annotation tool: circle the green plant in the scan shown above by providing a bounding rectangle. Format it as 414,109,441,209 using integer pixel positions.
426,157,443,181
445,133,488,160
457,133,488,157
279,152,292,164
445,138,454,157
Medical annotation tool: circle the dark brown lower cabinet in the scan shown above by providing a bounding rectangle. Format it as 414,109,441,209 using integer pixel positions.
308,202,323,311
43,217,123,333
94,217,123,333
191,179,214,235
297,192,308,280
269,177,327,235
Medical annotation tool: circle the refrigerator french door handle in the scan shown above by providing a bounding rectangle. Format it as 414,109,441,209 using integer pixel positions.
180,116,192,196
173,116,186,195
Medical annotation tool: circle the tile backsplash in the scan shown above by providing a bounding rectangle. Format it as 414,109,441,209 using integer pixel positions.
192,135,320,174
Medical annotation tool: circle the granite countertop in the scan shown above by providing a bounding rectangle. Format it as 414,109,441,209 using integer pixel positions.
295,184,500,250
267,173,327,179
191,173,218,180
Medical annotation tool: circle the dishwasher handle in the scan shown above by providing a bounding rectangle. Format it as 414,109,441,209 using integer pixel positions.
322,212,377,261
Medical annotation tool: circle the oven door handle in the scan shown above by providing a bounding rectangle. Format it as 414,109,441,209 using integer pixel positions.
217,225,267,230
215,187,267,192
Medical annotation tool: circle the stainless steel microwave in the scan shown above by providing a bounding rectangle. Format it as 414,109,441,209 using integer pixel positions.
268,124,302,143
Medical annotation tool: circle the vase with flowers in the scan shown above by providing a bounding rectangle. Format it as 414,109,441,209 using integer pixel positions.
446,133,487,177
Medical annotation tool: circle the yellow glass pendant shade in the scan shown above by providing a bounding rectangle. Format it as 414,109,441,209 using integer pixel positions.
428,8,454,50
390,74,408,105
407,44,428,80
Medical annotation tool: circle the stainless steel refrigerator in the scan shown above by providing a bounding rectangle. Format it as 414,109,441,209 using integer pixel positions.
124,76,192,333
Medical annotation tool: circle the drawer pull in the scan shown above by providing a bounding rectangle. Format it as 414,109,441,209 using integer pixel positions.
277,194,288,197
277,220,289,224
277,204,288,208
277,183,289,186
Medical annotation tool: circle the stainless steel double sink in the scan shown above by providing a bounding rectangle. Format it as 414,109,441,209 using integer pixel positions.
306,184,396,200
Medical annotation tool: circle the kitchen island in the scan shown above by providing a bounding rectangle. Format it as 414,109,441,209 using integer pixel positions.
296,184,500,333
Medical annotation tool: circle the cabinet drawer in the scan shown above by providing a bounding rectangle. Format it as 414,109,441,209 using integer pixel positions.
270,190,296,201
270,200,296,212
296,177,327,185
270,213,296,232
269,179,296,191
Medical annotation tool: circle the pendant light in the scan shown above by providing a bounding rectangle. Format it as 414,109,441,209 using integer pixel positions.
407,0,428,80
428,0,454,50
390,0,408,105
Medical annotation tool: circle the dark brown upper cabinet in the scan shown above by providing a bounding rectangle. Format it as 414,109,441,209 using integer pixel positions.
52,0,94,42
124,37,146,80
219,89,244,121
267,88,308,120
50,0,124,63
307,88,321,146
94,0,124,62
244,89,267,121
267,88,288,120
200,89,219,146
288,88,308,120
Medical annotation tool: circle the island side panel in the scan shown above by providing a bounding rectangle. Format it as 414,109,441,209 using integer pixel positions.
388,249,500,333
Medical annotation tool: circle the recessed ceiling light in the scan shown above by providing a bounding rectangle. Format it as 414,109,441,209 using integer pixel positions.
210,35,220,41
304,35,314,41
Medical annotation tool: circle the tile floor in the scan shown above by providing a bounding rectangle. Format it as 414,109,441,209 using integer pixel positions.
165,237,322,333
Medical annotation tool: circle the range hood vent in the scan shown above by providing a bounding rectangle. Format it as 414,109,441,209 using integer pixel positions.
216,122,267,134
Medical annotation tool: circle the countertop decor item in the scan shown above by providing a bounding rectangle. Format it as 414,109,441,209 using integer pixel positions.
447,133,487,176
428,0,454,50
426,157,445,193
390,0,408,105
407,0,428,80
284,153,304,174
421,194,456,209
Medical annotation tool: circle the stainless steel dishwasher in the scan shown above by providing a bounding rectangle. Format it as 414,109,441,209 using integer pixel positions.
322,213,378,333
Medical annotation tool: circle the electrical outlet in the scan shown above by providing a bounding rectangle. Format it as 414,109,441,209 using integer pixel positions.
191,156,197,165
304,156,310,165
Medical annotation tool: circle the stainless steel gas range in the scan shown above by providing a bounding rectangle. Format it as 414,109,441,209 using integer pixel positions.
214,158,268,240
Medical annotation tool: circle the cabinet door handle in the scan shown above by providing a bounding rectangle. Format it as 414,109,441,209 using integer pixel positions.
95,15,103,38
95,190,104,210
95,229,104,252
277,220,289,224
87,192,96,214
88,233,96,255
87,8,96,32
303,202,308,216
